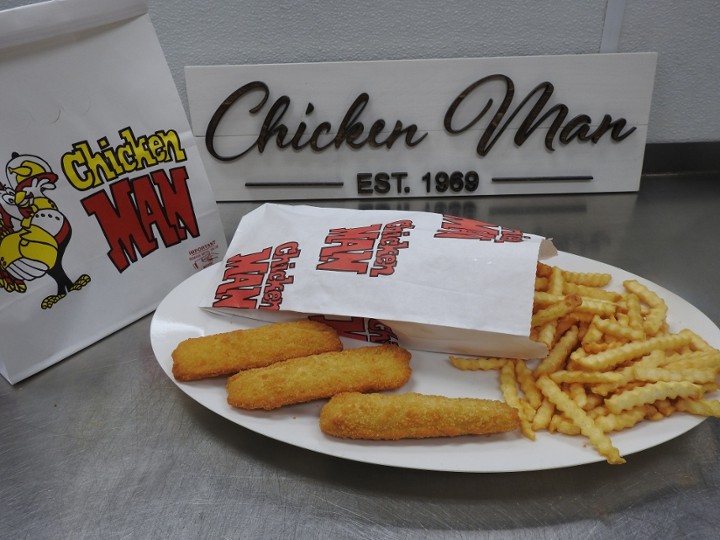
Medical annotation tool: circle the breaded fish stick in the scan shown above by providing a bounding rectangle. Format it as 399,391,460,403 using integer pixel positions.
320,392,519,440
226,345,411,410
172,320,342,381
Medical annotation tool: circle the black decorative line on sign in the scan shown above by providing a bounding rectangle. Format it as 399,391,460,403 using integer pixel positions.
492,175,594,183
245,181,344,188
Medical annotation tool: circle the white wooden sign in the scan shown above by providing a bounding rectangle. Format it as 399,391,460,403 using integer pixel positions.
186,53,656,201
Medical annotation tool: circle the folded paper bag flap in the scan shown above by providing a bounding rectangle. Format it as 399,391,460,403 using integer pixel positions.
0,0,148,50
380,320,549,359
201,203,553,359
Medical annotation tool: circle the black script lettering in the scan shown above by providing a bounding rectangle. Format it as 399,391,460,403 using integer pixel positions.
444,75,636,156
205,82,428,161
512,82,569,150
588,114,636,143
205,81,269,161
332,93,427,150
559,114,593,144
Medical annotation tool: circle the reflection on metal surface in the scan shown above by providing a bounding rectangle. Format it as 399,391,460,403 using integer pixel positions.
488,203,588,216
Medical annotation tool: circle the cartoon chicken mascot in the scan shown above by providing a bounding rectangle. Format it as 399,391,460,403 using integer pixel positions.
0,153,90,308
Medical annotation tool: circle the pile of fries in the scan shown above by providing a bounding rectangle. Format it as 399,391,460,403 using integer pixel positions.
451,262,720,464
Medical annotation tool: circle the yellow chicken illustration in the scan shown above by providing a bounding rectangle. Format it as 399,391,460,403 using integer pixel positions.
0,153,90,308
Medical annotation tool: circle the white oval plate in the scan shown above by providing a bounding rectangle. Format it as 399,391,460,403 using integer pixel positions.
150,252,720,472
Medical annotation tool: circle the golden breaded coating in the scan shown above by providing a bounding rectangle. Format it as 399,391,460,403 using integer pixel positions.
226,345,411,410
319,392,520,440
172,320,342,381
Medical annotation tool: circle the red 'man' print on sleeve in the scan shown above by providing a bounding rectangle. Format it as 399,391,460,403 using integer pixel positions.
435,215,525,243
316,224,381,273
213,247,271,308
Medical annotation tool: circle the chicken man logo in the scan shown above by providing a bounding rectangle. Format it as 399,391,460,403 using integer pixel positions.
1,128,204,309
435,215,528,243
213,242,301,310
63,127,200,273
316,219,414,277
0,153,90,309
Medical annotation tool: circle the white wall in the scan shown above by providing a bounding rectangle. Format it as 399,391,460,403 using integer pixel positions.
1,0,719,143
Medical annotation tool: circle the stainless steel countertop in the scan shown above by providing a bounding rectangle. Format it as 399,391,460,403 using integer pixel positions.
2,174,719,539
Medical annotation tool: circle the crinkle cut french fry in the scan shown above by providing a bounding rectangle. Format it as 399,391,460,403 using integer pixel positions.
644,404,664,421
624,293,645,338
594,406,647,432
534,293,616,318
591,366,635,396
554,317,578,345
549,370,625,385
500,361,535,441
604,381,704,415
623,279,668,336
593,317,645,342
676,398,720,417
548,266,565,295
564,282,622,302
633,366,717,384
533,291,561,306
679,328,715,352
536,376,625,464
583,392,604,411
588,405,609,419
665,350,720,370
562,270,612,288
644,305,668,337
535,276,549,291
581,316,604,351
590,350,666,396
574,333,693,371
568,382,588,409
623,279,663,308
654,399,676,417
531,295,582,328
577,298,618,318
536,262,553,278
515,360,543,409
531,398,555,430
549,414,581,435
535,326,578,376
536,321,558,348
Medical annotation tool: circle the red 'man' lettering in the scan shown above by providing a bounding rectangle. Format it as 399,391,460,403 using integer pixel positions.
316,225,380,273
434,215,500,241
80,167,201,273
151,166,200,240
212,248,272,308
81,178,158,272
132,174,182,247
213,274,264,308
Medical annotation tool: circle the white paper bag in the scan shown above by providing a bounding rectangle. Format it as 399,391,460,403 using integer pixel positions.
202,203,555,359
0,0,227,383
